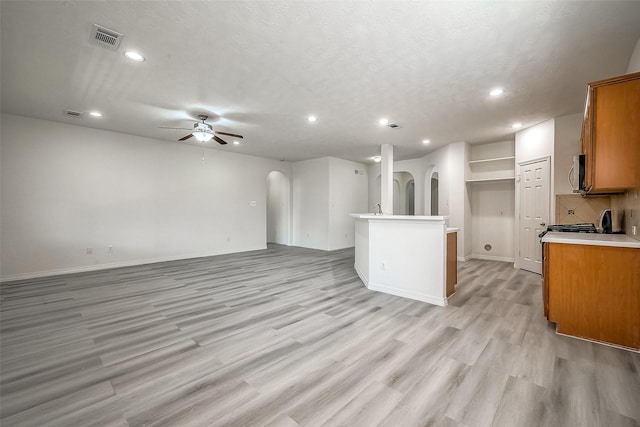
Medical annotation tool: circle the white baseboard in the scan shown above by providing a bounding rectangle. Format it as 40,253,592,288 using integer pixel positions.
469,254,515,263
1,246,266,283
367,282,447,306
353,264,369,287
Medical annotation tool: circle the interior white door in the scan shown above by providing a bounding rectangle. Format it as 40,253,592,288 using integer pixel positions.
518,158,550,274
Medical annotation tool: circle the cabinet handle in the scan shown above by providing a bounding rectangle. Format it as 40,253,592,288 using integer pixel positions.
540,222,546,226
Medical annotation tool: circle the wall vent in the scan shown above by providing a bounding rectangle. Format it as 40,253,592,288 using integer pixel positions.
90,24,123,49
65,110,83,118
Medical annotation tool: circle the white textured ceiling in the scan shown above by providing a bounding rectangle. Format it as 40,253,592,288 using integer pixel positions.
2,1,639,162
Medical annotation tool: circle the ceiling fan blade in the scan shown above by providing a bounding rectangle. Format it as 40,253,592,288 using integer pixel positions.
213,135,228,145
159,126,192,130
215,131,243,139
178,134,194,141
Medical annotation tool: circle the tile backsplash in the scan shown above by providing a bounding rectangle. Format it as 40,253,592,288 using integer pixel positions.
556,194,611,225
556,189,640,240
617,187,640,240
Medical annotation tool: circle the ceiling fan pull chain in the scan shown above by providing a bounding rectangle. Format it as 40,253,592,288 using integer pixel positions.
202,148,205,161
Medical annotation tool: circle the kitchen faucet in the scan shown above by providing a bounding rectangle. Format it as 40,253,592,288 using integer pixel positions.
375,203,383,215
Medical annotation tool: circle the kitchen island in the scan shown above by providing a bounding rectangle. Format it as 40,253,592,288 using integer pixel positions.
541,232,640,351
351,214,458,306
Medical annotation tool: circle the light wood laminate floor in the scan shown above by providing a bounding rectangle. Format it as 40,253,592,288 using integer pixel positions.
1,244,639,427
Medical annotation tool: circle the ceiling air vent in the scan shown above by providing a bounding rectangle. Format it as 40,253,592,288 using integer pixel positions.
90,24,123,50
65,110,83,118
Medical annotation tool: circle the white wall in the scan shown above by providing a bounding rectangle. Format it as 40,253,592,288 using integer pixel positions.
628,36,640,73
267,171,290,245
422,142,470,260
292,156,368,251
467,140,516,262
554,113,583,196
292,157,330,250
328,158,368,250
394,158,424,215
515,119,555,165
1,114,291,280
514,118,555,268
470,181,515,261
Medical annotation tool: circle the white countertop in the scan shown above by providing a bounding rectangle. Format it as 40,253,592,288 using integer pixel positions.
541,232,640,248
350,214,448,221
446,228,460,233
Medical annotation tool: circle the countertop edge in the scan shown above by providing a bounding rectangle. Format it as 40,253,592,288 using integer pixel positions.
541,232,640,248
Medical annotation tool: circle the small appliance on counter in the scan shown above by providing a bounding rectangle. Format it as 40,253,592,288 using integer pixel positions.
598,209,624,234
599,209,612,234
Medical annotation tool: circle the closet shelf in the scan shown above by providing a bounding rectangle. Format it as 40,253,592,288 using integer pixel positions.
465,177,515,183
467,156,515,165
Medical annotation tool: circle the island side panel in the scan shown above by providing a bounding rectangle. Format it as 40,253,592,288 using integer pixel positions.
353,219,370,286
368,220,447,305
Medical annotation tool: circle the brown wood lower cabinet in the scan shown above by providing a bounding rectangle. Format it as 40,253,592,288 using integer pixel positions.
446,232,457,297
546,242,640,350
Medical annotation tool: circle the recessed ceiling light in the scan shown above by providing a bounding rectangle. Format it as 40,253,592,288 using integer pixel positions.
422,139,430,144
89,111,102,117
489,88,504,97
373,156,381,163
233,140,240,145
379,118,389,126
307,115,317,122
124,51,145,62
512,122,522,129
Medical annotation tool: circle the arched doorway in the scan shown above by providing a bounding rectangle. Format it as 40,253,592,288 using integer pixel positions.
430,172,439,215
394,171,415,215
424,167,439,216
266,171,290,245
406,180,415,215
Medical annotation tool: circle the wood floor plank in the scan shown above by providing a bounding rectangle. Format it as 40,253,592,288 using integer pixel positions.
1,244,639,426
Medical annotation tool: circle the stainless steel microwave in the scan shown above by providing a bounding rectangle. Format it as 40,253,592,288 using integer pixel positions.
572,154,586,193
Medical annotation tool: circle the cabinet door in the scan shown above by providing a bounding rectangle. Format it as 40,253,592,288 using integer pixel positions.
581,87,594,191
446,232,457,297
542,243,549,319
590,75,640,191
547,243,640,350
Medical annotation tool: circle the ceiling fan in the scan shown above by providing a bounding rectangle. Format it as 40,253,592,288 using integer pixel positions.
160,115,243,145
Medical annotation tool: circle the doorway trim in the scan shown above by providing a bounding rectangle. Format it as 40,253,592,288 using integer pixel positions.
514,156,550,272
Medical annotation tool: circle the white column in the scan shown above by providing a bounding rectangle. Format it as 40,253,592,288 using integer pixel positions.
380,144,393,214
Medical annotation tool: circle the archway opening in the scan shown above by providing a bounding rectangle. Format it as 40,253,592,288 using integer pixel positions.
406,180,415,215
431,172,439,215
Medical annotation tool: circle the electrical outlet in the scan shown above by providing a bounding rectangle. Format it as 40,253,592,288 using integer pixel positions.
568,209,575,215
86,247,93,255
108,245,113,253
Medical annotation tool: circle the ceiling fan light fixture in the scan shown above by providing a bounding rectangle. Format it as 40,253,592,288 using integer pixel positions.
193,130,214,142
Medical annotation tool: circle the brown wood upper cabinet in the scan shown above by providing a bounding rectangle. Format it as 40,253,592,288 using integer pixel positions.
581,71,640,194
